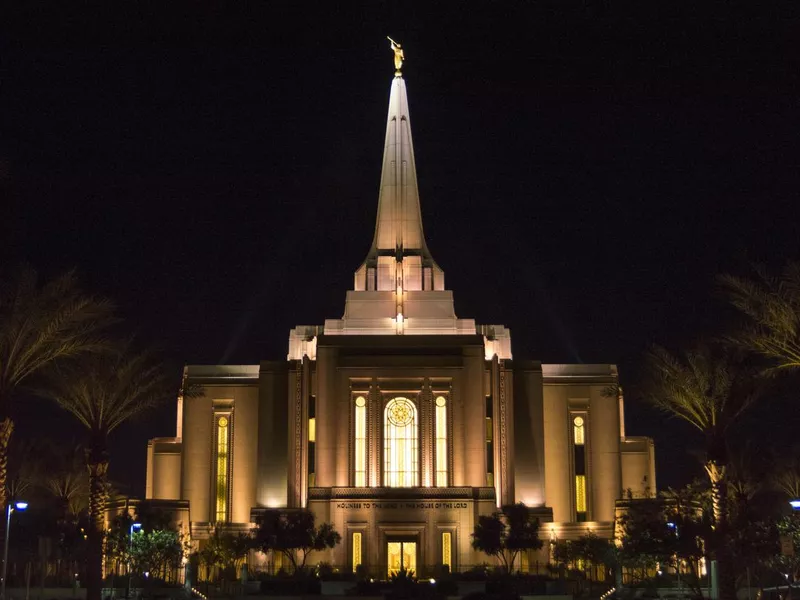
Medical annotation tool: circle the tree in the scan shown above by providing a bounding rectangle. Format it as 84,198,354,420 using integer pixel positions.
131,529,185,581
0,266,113,510
6,436,44,501
617,493,710,596
253,509,341,574
772,514,800,582
39,346,174,600
471,503,543,572
105,512,187,583
643,343,764,600
43,440,89,519
553,533,621,591
719,262,800,374
196,526,251,582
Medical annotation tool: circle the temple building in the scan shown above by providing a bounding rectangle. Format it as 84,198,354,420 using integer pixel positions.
142,53,656,576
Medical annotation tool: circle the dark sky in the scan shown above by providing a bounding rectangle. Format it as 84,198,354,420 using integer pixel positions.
2,1,798,498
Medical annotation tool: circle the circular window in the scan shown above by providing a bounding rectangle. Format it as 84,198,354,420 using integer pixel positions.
355,396,366,407
573,416,584,427
435,396,446,407
218,416,229,427
387,398,414,426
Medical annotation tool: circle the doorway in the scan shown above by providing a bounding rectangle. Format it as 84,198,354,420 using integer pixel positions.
387,541,417,577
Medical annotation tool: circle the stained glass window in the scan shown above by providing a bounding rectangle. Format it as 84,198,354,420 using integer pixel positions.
355,397,366,487
575,474,587,514
384,398,418,487
215,415,230,522
573,416,585,445
573,415,587,520
308,397,316,487
352,532,362,571
435,396,448,487
442,532,452,568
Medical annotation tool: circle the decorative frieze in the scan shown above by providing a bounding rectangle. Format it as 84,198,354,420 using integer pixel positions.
308,486,496,500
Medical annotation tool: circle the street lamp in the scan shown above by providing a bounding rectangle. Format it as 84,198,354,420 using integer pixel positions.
667,522,681,591
1,501,29,600
125,523,142,599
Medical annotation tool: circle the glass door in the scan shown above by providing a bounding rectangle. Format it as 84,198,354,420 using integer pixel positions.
387,541,417,577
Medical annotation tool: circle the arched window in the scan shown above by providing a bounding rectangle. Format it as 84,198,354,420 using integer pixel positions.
354,397,367,487
215,415,230,522
384,398,418,487
572,415,587,520
435,396,448,487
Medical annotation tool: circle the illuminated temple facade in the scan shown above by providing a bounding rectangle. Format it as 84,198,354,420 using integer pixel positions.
143,70,656,575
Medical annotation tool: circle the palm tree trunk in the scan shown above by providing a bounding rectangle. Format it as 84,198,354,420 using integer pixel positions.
706,460,736,600
0,416,15,510
86,444,109,600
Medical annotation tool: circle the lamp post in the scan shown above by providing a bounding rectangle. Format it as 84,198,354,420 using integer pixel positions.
125,522,142,599
667,522,681,591
1,501,28,600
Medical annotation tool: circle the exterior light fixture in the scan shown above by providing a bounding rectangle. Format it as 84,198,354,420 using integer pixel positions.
2,500,29,599
789,499,800,510
126,522,143,598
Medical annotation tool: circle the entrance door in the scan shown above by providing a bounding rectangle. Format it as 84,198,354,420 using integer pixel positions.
387,541,417,577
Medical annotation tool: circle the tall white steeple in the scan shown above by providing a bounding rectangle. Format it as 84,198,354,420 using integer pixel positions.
288,43,512,358
353,67,444,294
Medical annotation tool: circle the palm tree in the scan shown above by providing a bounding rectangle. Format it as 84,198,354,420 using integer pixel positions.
0,266,113,509
719,262,800,373
45,441,90,519
643,343,764,600
770,449,800,500
40,347,174,600
6,437,45,502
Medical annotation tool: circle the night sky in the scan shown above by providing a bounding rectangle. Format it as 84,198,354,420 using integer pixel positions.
2,2,798,498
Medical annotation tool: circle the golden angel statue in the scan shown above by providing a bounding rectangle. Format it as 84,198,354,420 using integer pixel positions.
387,37,404,74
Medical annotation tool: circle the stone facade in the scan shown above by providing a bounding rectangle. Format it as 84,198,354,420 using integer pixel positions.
140,71,656,575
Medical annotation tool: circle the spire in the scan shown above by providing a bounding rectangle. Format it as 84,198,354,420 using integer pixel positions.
370,75,431,257
300,46,511,353
353,47,444,294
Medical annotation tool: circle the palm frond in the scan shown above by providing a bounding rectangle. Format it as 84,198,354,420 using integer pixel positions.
0,265,115,406
719,262,800,373
642,343,764,445
38,344,175,440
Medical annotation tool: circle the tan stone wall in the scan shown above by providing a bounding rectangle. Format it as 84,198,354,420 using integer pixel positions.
621,437,657,498
256,361,289,508
182,392,212,523
588,385,621,522
542,386,571,522
231,385,259,523
152,450,181,500
543,379,623,524
513,362,545,507
308,494,493,574
463,347,485,488
182,382,258,524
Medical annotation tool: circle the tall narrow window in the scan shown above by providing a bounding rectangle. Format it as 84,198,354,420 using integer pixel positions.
355,397,367,487
442,532,452,569
215,415,230,522
384,397,418,487
308,396,316,487
573,415,587,521
435,396,448,486
352,532,362,571
485,396,494,487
